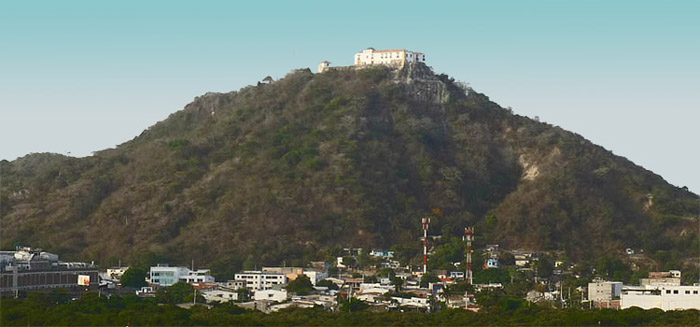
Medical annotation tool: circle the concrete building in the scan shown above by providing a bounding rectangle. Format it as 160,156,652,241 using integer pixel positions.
180,269,215,284
317,61,331,73
588,280,623,303
106,267,129,281
254,289,288,302
640,271,682,287
234,271,287,291
0,247,98,294
202,288,239,303
621,285,700,311
354,48,425,67
262,267,327,286
149,265,190,286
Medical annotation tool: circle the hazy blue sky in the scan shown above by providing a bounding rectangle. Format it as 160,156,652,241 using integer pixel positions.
1,1,698,193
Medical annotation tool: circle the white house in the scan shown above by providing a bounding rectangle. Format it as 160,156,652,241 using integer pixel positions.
202,288,239,303
254,289,288,302
621,285,700,311
234,271,287,291
149,265,191,286
179,269,215,284
391,296,430,308
354,48,425,67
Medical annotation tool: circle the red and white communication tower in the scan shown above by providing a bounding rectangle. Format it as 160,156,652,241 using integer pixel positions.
464,227,474,284
421,217,430,274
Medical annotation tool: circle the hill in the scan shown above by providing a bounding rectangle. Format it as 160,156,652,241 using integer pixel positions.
1,64,697,276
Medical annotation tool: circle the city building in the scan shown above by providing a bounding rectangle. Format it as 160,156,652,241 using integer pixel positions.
621,285,700,311
1,247,98,294
262,267,327,286
201,287,239,303
234,271,287,291
254,289,288,302
588,280,623,302
588,280,623,309
149,265,190,286
640,271,681,287
180,269,215,284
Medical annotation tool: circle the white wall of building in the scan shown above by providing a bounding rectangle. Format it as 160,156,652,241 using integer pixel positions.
149,265,190,286
202,289,239,303
180,269,215,284
621,286,700,311
234,271,287,291
354,48,425,67
588,281,622,302
254,289,288,302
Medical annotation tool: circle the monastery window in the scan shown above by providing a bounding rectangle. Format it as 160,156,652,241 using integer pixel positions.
694,290,698,294
685,290,690,294
666,290,671,294
673,290,679,294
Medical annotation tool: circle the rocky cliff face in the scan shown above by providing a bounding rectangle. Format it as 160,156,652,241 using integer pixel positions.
1,64,697,275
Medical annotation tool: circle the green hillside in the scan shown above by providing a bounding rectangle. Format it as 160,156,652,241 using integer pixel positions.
1,64,697,276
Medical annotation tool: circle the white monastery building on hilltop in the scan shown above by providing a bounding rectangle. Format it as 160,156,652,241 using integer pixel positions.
318,48,426,73
354,48,425,67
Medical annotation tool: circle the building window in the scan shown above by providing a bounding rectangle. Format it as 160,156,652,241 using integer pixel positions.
693,290,698,294
666,290,671,294
685,290,690,294
673,290,679,294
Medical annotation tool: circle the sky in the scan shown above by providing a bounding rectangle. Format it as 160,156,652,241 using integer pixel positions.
1,1,698,193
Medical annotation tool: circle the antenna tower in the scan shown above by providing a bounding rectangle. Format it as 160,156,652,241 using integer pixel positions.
464,227,474,284
421,217,430,274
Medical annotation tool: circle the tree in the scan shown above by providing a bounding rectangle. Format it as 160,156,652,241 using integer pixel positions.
535,256,554,278
286,274,313,295
339,298,369,312
391,276,403,292
120,267,147,288
499,252,515,266
316,279,339,290
420,272,440,288
363,275,378,283
156,282,195,304
342,256,356,268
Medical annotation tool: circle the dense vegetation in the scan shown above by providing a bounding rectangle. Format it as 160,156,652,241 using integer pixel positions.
1,64,697,276
2,290,697,326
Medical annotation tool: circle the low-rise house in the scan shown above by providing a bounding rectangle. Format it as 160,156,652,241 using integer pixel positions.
254,289,288,302
180,269,215,284
356,283,390,302
202,288,239,303
391,296,430,308
225,280,245,290
484,258,499,269
640,271,681,287
262,267,327,286
449,271,465,279
369,249,395,259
